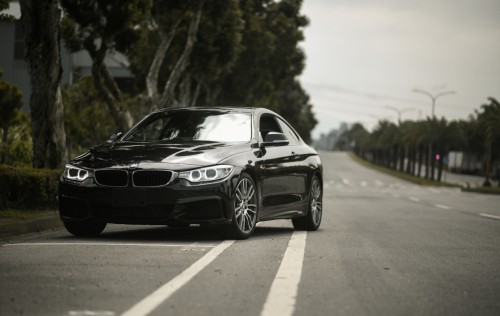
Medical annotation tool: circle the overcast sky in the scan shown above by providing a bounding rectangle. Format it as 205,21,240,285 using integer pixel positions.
300,0,500,139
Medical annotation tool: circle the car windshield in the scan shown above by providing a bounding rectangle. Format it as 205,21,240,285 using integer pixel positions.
123,110,252,142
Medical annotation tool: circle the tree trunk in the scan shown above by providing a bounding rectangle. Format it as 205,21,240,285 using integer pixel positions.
430,143,436,181
146,14,183,112
85,41,133,132
416,145,423,177
20,0,67,169
399,145,405,172
406,146,413,174
437,146,444,182
159,4,203,108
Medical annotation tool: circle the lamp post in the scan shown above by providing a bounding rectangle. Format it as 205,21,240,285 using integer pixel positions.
385,106,415,125
412,89,455,118
412,89,455,181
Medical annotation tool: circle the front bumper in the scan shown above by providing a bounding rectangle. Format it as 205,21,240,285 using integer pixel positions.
59,175,239,225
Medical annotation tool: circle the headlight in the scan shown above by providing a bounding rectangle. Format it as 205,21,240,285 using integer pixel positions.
179,165,234,183
63,164,90,182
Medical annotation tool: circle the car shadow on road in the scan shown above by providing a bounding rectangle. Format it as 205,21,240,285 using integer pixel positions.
54,225,226,243
53,224,296,243
252,226,294,239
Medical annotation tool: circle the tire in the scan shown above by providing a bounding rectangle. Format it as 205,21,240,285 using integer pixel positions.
227,173,259,239
292,175,322,231
63,219,106,237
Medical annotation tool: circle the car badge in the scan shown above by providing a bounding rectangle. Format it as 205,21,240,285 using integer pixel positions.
128,163,139,169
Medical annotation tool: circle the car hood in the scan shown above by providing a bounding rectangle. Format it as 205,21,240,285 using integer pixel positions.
71,140,252,170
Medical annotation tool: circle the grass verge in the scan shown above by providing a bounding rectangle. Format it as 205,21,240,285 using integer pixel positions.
0,209,58,220
347,152,460,188
461,186,500,195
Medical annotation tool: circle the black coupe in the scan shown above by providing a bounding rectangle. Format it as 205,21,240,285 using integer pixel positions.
59,107,323,239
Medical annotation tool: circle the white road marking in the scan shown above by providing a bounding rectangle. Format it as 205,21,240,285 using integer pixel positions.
120,240,234,316
361,181,368,187
260,231,307,316
408,197,420,202
479,213,500,221
67,311,115,316
375,180,384,186
342,178,349,185
392,193,400,198
3,242,216,248
435,204,451,210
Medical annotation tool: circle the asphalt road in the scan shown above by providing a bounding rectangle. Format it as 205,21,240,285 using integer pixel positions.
1,151,499,316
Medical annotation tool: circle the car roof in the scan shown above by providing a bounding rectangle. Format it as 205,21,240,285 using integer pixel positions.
153,106,277,116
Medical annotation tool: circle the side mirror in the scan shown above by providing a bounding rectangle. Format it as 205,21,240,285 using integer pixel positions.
262,132,289,147
106,132,123,143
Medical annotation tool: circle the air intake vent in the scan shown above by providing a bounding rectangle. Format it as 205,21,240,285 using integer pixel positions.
95,170,128,187
133,170,173,187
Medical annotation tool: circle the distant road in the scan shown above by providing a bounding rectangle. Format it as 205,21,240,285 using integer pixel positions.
1,151,499,316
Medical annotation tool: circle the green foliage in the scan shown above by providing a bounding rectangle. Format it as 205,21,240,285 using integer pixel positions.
127,0,244,102
61,0,152,54
127,0,316,142
62,77,118,157
2,112,33,167
216,0,316,142
62,76,149,157
0,71,23,128
0,71,31,166
476,98,500,157
336,97,500,185
0,164,61,210
0,0,15,21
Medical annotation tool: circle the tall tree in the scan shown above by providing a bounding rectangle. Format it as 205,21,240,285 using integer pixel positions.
145,0,203,110
19,0,67,168
128,0,242,110
217,0,316,142
476,97,500,186
61,0,152,131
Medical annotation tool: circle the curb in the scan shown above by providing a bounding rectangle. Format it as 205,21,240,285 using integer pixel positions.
0,215,63,239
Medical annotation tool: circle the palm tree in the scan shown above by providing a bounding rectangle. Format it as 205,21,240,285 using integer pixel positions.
476,98,500,186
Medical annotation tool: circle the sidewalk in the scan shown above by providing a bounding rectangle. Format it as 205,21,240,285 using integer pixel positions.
0,214,62,239
442,171,487,187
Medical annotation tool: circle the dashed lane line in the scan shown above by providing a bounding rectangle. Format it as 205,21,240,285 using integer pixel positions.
120,240,234,316
260,231,307,316
435,204,451,210
479,213,500,221
408,197,420,202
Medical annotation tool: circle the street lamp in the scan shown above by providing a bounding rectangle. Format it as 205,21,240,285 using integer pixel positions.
412,88,456,181
412,89,455,118
385,106,415,125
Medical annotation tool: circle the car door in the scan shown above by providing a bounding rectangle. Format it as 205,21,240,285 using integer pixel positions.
256,114,307,219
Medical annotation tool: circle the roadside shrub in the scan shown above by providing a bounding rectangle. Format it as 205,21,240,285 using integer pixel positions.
0,165,61,210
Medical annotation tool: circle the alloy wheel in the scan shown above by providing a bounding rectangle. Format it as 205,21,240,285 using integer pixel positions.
234,178,257,234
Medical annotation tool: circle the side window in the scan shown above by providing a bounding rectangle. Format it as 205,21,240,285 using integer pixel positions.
259,115,282,141
277,118,300,145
